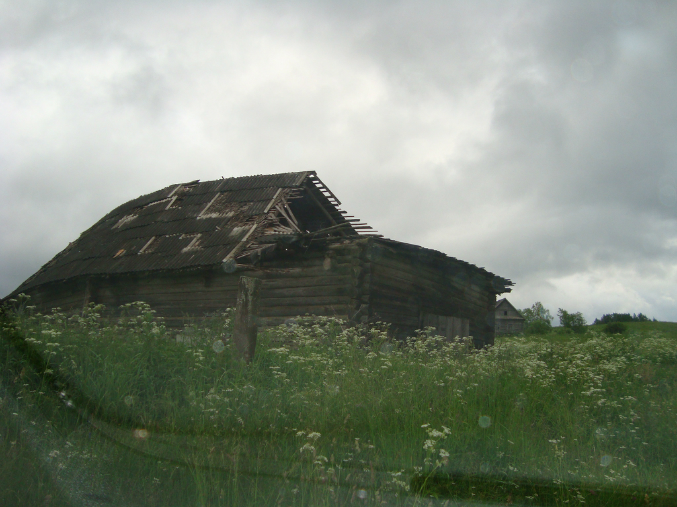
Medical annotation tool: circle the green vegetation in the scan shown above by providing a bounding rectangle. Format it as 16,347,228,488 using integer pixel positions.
558,308,587,334
521,302,554,335
1,296,677,505
604,322,628,335
525,319,553,335
594,313,653,325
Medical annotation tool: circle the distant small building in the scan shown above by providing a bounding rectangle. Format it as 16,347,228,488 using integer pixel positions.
495,298,525,335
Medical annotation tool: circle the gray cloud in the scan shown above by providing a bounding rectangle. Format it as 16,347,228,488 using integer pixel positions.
2,0,677,323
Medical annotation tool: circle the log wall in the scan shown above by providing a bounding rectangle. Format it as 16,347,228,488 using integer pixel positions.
15,238,500,346
359,239,497,346
14,241,362,329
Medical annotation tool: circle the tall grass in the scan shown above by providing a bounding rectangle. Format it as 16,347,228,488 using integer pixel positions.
1,295,676,505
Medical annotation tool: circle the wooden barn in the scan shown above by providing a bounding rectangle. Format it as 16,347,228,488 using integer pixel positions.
4,172,513,347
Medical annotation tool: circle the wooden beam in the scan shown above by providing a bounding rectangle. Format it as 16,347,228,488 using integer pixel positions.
223,189,283,262
233,276,261,363
303,184,347,235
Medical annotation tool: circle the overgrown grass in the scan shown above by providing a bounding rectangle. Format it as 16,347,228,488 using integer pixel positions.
1,296,676,505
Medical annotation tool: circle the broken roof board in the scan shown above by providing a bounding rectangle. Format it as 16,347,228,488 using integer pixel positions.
8,171,513,298
13,171,362,293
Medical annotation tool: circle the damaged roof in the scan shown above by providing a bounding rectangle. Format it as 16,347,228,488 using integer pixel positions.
10,171,513,295
14,171,377,293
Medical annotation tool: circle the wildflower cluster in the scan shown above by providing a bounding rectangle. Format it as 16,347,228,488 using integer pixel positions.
2,297,676,500
421,423,451,469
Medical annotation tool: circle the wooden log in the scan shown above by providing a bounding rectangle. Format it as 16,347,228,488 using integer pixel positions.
127,273,238,288
130,285,238,297
370,286,478,316
368,310,421,328
112,273,354,295
259,265,354,277
259,295,354,307
369,246,491,287
261,285,356,298
233,276,261,363
369,275,486,313
258,304,352,318
259,274,352,289
261,255,360,270
370,263,488,308
34,292,85,310
81,278,92,309
372,255,488,295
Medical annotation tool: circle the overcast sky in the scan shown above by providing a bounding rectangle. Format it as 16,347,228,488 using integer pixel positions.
2,0,676,323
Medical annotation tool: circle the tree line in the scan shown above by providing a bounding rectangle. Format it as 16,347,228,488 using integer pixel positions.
518,302,656,335
519,302,587,334
592,313,654,324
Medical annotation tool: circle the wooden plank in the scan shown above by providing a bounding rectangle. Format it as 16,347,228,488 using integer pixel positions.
370,285,482,316
370,300,419,317
303,184,344,234
373,255,485,291
262,285,356,298
369,310,421,328
128,284,237,296
138,277,240,289
261,255,360,270
36,293,84,309
233,276,260,363
370,249,491,293
259,274,352,289
369,274,486,311
92,286,354,308
112,273,355,295
109,272,210,284
370,263,488,308
260,265,354,278
259,304,352,318
260,295,353,307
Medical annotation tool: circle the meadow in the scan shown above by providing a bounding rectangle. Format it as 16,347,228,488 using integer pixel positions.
1,295,676,506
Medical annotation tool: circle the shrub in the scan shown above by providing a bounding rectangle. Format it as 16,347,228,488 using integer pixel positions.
558,308,587,334
593,312,652,324
520,302,553,336
524,320,552,335
604,322,627,335
520,302,553,327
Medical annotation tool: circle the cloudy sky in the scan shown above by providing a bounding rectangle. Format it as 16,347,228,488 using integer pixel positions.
1,0,676,323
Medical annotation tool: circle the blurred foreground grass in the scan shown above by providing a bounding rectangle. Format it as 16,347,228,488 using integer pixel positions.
1,296,676,506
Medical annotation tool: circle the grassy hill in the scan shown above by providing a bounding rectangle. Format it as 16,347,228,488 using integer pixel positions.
2,299,676,506
586,320,677,339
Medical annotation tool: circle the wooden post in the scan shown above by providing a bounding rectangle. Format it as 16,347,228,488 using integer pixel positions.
233,276,261,363
81,277,92,311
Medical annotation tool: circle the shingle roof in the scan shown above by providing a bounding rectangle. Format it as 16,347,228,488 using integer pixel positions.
14,171,368,292
495,298,522,316
9,171,514,296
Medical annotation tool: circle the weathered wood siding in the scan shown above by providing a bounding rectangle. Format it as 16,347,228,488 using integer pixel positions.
14,277,90,314
16,238,500,347
255,241,361,327
360,239,497,346
17,242,362,329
